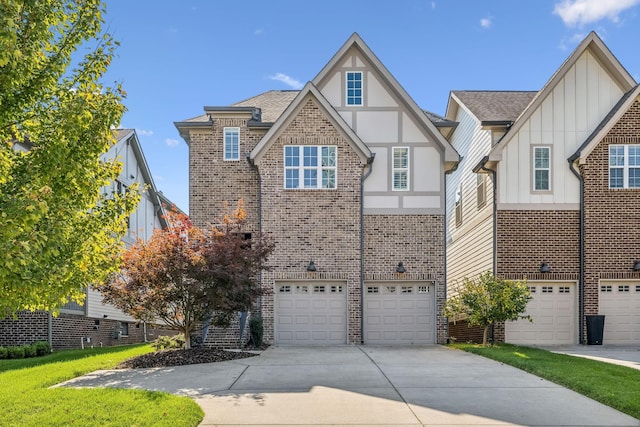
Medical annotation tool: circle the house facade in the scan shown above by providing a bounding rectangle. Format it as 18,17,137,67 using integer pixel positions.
445,32,640,345
176,33,459,346
0,129,176,349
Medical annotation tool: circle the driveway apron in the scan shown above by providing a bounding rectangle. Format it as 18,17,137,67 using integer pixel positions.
60,345,640,426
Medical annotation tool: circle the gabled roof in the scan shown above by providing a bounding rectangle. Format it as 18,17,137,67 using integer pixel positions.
311,32,459,169
249,82,372,165
112,129,169,229
448,91,537,125
488,31,636,161
233,90,299,123
570,84,640,165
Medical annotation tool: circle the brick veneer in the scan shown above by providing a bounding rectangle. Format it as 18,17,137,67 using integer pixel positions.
1,311,175,349
258,98,365,344
582,98,640,339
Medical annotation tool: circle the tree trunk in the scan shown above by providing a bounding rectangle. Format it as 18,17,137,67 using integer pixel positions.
483,325,489,346
184,328,191,349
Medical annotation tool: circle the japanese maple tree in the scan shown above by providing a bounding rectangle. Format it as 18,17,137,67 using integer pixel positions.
100,202,273,348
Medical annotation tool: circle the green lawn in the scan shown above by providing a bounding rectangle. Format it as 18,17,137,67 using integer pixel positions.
0,344,203,427
452,343,640,420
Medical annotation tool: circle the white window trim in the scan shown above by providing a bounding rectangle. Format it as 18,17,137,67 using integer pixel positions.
532,145,551,192
223,127,240,161
392,146,410,191
345,71,363,106
609,144,640,189
283,145,338,190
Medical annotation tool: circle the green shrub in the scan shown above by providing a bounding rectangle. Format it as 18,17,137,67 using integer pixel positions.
0,346,7,359
7,346,25,359
249,314,263,348
33,341,51,356
152,334,185,351
23,344,37,358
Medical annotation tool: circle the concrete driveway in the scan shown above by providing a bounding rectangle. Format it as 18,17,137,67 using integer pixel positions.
60,345,640,426
541,345,640,371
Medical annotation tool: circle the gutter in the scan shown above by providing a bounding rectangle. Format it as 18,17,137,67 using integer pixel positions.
360,154,376,344
568,154,585,344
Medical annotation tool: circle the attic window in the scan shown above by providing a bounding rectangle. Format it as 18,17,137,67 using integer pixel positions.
346,72,363,106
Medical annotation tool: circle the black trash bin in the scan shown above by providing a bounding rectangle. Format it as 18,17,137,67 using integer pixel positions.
586,315,605,345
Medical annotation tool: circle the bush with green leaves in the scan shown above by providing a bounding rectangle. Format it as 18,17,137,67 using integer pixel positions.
249,314,264,348
0,346,7,359
34,341,51,356
152,334,186,351
7,346,25,359
0,341,52,359
23,344,37,358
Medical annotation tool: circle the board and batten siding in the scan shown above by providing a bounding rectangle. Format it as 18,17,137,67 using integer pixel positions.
445,100,495,286
317,48,444,215
498,49,624,207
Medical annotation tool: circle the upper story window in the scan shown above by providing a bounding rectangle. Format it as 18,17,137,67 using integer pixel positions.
533,146,551,191
476,174,487,208
455,183,462,226
346,72,363,106
284,145,337,189
223,127,240,161
392,147,409,191
610,144,640,189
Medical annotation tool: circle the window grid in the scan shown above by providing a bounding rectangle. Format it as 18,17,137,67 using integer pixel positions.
636,285,640,292
401,286,413,293
330,285,343,293
386,286,397,293
297,285,309,293
367,286,379,294
528,286,537,293
542,286,553,293
618,285,630,292
533,146,551,191
392,147,409,191
601,285,612,292
284,145,337,189
559,286,570,294
313,285,326,293
279,285,291,293
346,72,363,105
418,286,430,293
609,145,640,189
223,127,240,161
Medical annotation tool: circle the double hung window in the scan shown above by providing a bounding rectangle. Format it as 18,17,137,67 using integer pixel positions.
392,147,409,191
224,127,240,161
609,145,640,189
533,146,551,191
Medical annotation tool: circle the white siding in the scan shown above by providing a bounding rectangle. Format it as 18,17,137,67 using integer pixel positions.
445,101,495,287
498,50,624,206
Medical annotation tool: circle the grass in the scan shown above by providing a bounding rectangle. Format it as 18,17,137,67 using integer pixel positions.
452,343,640,420
0,344,203,427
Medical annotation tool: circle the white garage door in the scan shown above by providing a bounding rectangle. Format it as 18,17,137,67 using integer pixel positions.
599,283,640,345
364,282,435,345
275,282,347,345
506,283,576,345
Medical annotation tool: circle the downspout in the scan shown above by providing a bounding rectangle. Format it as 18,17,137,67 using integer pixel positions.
568,156,585,344
360,154,375,344
48,312,53,349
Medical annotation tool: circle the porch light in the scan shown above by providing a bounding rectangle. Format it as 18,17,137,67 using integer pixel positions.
633,260,640,271
396,262,406,273
539,262,551,273
306,260,317,272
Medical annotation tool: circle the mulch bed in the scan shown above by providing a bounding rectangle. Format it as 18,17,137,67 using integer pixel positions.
117,347,259,369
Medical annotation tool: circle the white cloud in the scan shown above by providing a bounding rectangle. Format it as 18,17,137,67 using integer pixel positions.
165,138,180,147
554,0,640,27
480,17,492,28
431,1,436,10
268,73,303,90
136,129,154,136
254,28,264,36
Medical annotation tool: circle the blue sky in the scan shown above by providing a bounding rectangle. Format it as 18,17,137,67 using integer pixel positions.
102,0,640,213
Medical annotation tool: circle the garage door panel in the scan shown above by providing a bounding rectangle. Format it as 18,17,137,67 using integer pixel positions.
600,283,640,345
275,282,347,345
506,283,576,345
364,283,435,345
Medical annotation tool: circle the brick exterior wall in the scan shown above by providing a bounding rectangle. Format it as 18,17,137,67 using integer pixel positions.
1,311,175,349
364,214,448,344
258,98,364,344
582,98,640,340
188,117,264,231
493,209,580,341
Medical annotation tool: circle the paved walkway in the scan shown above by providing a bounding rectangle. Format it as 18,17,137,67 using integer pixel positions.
541,345,640,371
60,345,640,426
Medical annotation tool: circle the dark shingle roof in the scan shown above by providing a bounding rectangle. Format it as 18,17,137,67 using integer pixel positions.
232,90,299,123
452,91,537,123
423,110,457,127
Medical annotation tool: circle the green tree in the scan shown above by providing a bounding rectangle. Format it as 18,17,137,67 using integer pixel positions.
0,1,137,316
99,203,274,349
443,272,531,345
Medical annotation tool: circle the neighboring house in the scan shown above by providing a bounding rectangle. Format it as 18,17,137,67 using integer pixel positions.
445,32,639,345
175,33,460,346
0,129,176,349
